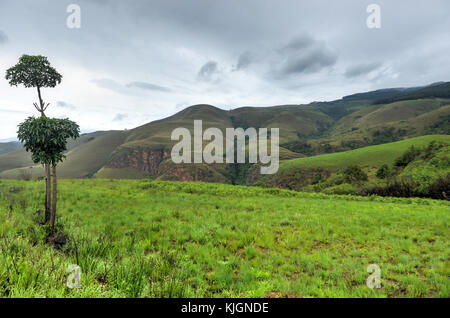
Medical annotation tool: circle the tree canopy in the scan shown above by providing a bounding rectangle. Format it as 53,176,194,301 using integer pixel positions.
5,55,62,88
17,116,80,167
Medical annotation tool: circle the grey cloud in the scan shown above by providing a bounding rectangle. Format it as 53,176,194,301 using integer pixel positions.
126,81,170,92
280,46,338,75
56,101,76,110
279,34,314,54
92,78,124,92
113,113,127,121
198,61,219,81
92,79,170,94
235,52,254,71
345,62,383,78
0,30,8,44
1,0,450,138
271,34,338,78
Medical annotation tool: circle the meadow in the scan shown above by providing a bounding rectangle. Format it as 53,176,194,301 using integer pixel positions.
0,179,449,297
278,135,450,172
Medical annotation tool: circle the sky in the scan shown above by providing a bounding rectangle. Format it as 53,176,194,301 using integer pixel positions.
0,0,450,139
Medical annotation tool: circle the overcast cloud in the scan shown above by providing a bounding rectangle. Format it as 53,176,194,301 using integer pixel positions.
0,0,449,137
0,30,8,44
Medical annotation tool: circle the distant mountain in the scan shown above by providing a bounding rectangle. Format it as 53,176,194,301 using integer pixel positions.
0,141,22,155
0,81,449,183
0,137,18,143
374,82,450,104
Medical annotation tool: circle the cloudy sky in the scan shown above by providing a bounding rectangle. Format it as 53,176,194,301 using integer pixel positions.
0,0,449,139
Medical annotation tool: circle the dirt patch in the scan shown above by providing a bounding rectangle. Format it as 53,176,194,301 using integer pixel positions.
266,291,281,298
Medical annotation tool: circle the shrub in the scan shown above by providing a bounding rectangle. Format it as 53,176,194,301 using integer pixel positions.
371,127,400,145
395,146,421,167
362,178,417,198
323,183,359,195
424,174,450,200
376,164,392,179
343,165,368,184
361,174,449,200
310,174,323,185
280,140,313,155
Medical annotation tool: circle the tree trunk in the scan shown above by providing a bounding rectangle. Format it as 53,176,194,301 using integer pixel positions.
50,166,57,235
45,164,51,223
36,90,50,224
37,85,44,111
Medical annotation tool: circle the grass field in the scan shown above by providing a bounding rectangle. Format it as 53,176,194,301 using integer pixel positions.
278,135,450,172
0,179,449,297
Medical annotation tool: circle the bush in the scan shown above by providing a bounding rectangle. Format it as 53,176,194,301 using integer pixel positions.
371,127,399,145
323,183,359,195
310,174,323,185
395,146,421,167
362,178,417,198
425,174,450,200
343,165,368,184
361,174,449,200
376,164,392,179
280,140,313,155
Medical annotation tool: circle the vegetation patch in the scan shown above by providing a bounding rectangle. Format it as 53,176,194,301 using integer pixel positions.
0,179,448,297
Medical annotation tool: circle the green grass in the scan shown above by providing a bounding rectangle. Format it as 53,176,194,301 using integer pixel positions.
331,99,450,136
279,135,450,172
0,179,448,297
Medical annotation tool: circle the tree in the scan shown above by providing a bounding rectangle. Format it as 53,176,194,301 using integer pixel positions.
394,146,420,167
18,116,80,234
6,55,63,223
343,165,368,184
376,164,392,179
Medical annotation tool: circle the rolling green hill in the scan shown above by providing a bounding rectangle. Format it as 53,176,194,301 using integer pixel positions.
253,135,450,197
278,135,450,172
0,82,449,183
330,99,450,137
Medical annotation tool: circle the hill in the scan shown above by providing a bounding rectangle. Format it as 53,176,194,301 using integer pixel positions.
278,135,450,172
253,135,450,197
0,131,118,177
0,131,126,179
0,81,449,183
375,82,450,104
0,141,22,155
329,99,450,139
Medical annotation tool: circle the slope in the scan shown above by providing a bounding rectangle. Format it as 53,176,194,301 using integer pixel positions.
0,131,127,179
0,141,22,155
